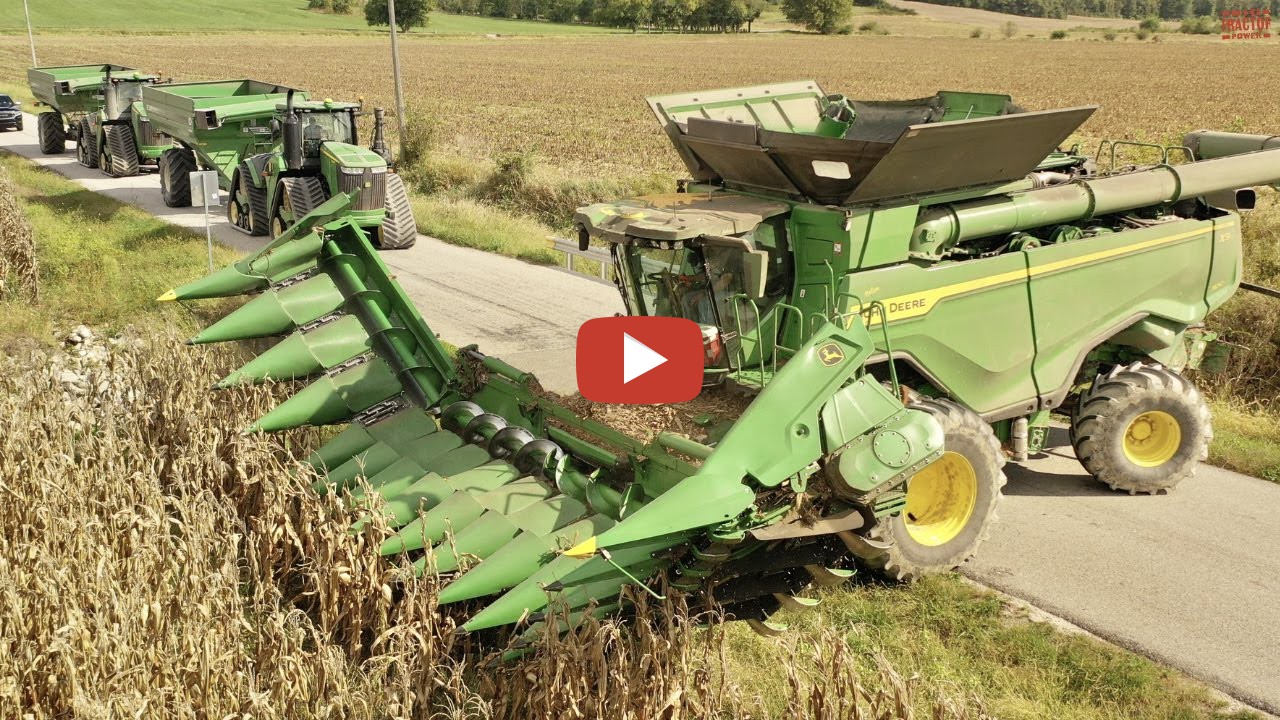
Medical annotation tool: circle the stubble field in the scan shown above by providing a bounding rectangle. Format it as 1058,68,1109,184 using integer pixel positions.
3,32,1279,181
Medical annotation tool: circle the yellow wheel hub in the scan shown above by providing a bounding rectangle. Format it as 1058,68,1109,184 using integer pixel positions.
903,451,978,547
1123,411,1181,467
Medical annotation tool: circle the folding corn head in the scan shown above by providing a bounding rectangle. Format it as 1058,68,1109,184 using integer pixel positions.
165,194,953,636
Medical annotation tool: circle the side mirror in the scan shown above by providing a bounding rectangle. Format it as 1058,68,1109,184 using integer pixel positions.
742,250,769,300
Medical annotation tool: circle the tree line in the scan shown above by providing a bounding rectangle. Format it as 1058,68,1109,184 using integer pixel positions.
919,0,1276,20
436,0,774,31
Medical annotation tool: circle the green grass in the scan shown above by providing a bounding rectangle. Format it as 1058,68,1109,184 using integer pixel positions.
1208,401,1280,483
409,194,560,264
0,1,617,35
0,152,237,344
723,576,1258,719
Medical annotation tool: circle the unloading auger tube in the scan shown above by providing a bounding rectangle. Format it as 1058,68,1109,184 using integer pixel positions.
160,194,955,642
911,146,1280,256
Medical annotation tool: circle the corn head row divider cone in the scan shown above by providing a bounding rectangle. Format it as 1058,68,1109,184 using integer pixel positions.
165,194,949,644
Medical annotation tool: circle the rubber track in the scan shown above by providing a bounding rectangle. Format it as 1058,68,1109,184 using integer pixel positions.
103,125,139,178
77,118,97,169
278,176,328,234
378,173,418,249
239,164,270,237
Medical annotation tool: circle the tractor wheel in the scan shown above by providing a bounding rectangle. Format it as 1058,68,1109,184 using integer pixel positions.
37,112,65,154
864,398,1006,582
1071,362,1211,494
160,148,195,208
76,119,97,169
102,125,139,178
272,176,328,238
376,172,418,250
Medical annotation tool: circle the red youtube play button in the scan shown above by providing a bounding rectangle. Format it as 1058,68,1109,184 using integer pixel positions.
576,317,703,404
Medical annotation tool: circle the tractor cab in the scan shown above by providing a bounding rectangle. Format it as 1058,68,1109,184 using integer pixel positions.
97,71,161,121
576,193,796,387
274,100,360,164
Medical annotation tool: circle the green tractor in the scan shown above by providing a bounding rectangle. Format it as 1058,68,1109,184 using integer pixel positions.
143,80,417,249
164,83,1280,638
26,64,169,176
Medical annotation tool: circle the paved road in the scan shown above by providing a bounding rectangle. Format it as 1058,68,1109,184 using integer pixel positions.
0,113,621,394
4,117,1279,714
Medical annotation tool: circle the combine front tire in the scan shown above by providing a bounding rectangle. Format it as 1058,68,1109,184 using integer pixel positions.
76,119,97,169
159,148,195,207
37,112,65,154
377,173,418,249
865,398,1005,582
101,125,139,178
1071,362,1211,494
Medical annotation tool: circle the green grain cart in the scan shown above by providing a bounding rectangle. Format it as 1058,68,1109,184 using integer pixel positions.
162,84,1280,639
143,79,417,249
27,64,168,176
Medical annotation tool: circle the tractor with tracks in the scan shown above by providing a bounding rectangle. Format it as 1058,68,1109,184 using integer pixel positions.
163,82,1280,640
26,64,169,177
142,79,417,249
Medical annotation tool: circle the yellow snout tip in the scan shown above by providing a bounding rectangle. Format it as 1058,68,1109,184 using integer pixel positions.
156,289,178,302
563,536,598,559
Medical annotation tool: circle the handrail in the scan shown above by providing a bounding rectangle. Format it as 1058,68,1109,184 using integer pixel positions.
548,236,613,282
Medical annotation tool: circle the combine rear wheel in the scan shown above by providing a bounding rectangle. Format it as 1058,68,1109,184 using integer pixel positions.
159,148,195,207
271,176,328,238
101,125,139,178
864,398,1005,582
1071,362,1211,494
376,173,418,249
37,112,65,154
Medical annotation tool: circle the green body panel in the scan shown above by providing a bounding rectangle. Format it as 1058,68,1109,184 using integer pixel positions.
27,64,148,115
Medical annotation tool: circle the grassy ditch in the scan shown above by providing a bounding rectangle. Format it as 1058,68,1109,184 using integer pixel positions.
0,151,237,344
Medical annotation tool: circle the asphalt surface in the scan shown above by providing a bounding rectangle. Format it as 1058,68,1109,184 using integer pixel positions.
4,116,1278,714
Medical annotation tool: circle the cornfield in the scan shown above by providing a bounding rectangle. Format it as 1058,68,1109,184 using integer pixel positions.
0,328,988,719
2,33,1278,181
0,166,37,302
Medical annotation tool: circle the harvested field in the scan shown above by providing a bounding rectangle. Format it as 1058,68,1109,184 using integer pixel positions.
2,33,1278,181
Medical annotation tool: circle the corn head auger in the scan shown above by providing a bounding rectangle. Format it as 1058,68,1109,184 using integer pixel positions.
162,193,955,638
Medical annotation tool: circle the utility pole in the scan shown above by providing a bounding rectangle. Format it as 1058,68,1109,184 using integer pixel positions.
23,0,37,66
387,0,409,153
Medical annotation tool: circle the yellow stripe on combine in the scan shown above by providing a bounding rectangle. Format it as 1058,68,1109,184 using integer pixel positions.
859,222,1233,326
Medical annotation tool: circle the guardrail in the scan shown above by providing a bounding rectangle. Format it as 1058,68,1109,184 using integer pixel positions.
549,237,614,283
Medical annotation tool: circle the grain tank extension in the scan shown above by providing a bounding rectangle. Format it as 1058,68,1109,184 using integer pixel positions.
143,79,417,249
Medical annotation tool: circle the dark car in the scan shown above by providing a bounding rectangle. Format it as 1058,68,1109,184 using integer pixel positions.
0,95,23,132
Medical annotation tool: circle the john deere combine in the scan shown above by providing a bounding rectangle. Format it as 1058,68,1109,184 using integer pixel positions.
143,79,417,249
27,64,168,176
167,81,1280,637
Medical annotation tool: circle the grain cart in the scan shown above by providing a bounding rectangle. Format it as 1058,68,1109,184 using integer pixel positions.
574,81,1280,506
143,79,417,249
26,64,167,176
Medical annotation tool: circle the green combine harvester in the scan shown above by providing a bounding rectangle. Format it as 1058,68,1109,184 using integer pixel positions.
27,64,168,177
165,82,1280,639
143,79,417,249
